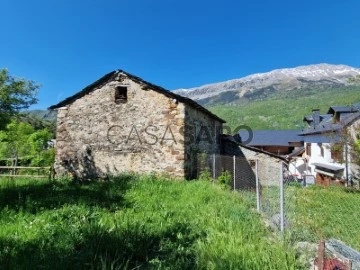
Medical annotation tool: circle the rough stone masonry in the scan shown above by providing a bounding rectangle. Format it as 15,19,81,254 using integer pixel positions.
50,70,225,180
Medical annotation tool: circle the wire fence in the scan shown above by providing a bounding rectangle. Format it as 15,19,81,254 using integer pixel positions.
198,153,360,269
198,154,286,228
197,153,257,191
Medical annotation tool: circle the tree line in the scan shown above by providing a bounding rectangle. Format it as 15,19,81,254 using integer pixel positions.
0,69,54,167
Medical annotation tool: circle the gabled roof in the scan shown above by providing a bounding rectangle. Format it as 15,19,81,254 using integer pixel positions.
303,114,332,123
49,70,226,123
300,112,360,135
327,106,359,114
238,130,303,146
300,123,342,136
300,106,360,136
300,133,342,143
222,135,287,161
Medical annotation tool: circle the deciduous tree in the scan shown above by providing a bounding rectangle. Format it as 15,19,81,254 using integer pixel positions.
0,120,53,166
0,69,39,129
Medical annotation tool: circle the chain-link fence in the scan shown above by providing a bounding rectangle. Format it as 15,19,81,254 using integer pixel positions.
197,153,257,191
197,154,284,220
198,153,360,269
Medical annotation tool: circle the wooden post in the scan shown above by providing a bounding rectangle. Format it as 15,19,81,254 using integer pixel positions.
49,166,55,181
14,156,18,176
12,158,15,176
317,240,325,270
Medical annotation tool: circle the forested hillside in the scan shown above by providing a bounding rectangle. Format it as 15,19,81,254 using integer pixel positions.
208,86,360,131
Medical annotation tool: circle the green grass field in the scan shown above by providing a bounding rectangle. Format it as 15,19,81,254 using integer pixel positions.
288,185,360,250
0,175,300,270
1,176,359,269
259,184,360,251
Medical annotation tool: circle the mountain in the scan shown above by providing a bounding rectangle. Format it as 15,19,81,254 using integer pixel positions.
174,64,360,106
26,110,57,122
22,64,360,132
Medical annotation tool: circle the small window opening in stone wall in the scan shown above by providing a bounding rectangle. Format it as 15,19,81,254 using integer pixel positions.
115,86,128,104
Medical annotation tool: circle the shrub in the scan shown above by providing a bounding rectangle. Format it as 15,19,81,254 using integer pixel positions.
217,170,232,190
199,168,212,182
198,152,213,182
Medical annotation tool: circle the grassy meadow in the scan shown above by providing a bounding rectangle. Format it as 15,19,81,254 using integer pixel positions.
259,184,360,250
0,175,300,270
288,185,360,251
1,175,360,269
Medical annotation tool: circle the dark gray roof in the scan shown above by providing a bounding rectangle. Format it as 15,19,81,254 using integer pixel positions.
303,114,332,123
222,135,287,161
238,130,303,146
327,106,359,114
300,111,360,135
301,134,342,143
49,70,226,123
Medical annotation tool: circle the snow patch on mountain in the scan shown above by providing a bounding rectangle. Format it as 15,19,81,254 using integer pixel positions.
173,64,360,102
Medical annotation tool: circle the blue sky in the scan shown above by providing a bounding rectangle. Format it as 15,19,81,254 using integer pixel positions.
1,0,360,109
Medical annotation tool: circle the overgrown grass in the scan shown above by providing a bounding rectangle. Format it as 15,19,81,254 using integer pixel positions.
287,185,360,250
259,184,360,250
0,175,301,269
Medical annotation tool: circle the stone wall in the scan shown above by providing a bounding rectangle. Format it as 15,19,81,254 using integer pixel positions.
54,73,222,180
238,145,284,186
221,138,285,186
183,105,222,178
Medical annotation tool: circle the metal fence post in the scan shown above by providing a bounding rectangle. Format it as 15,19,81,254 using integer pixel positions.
280,162,285,233
233,155,236,191
212,153,216,179
256,159,261,212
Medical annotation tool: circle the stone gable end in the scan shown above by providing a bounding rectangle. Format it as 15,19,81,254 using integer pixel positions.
54,73,222,179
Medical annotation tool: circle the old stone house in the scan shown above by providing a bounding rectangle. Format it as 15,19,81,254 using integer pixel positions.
49,70,225,180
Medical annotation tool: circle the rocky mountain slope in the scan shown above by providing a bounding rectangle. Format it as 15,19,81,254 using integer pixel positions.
174,64,360,106
26,110,57,121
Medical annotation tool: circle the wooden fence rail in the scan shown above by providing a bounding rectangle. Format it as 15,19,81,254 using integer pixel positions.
0,166,54,180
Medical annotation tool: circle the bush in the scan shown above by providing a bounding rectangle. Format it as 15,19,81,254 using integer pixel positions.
199,168,212,182
217,170,232,190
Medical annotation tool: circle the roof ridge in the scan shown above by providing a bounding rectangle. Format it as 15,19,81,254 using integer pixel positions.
49,69,226,123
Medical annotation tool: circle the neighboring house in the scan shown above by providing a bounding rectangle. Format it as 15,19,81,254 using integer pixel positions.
285,147,307,181
49,70,225,180
238,130,303,156
234,106,360,187
237,129,306,182
297,106,360,186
